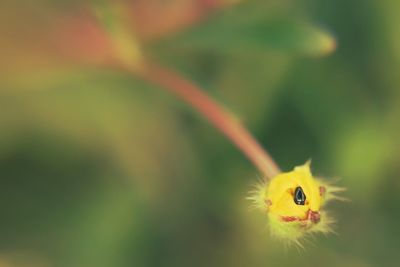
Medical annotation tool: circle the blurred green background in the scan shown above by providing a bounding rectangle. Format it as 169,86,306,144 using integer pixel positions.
1,0,399,266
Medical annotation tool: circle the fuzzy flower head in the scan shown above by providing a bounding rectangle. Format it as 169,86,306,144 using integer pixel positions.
249,161,344,246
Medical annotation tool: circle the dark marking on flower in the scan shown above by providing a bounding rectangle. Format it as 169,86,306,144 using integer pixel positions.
308,210,321,223
281,210,321,224
294,186,306,205
319,186,326,196
281,216,298,222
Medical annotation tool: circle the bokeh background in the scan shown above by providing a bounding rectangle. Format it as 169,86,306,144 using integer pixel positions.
1,0,400,266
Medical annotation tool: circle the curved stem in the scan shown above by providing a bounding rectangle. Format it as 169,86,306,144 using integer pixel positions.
91,1,280,179
126,62,281,180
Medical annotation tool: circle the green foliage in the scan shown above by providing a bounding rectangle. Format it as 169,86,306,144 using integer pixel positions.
1,0,400,266
154,1,335,56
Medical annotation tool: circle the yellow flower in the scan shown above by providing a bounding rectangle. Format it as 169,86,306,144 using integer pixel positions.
249,161,344,246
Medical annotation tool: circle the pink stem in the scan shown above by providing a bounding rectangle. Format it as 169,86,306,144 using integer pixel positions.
129,62,281,180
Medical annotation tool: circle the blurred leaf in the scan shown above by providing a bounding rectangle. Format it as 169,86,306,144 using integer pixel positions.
0,1,113,75
153,1,336,57
0,69,199,203
332,118,393,199
65,186,141,267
